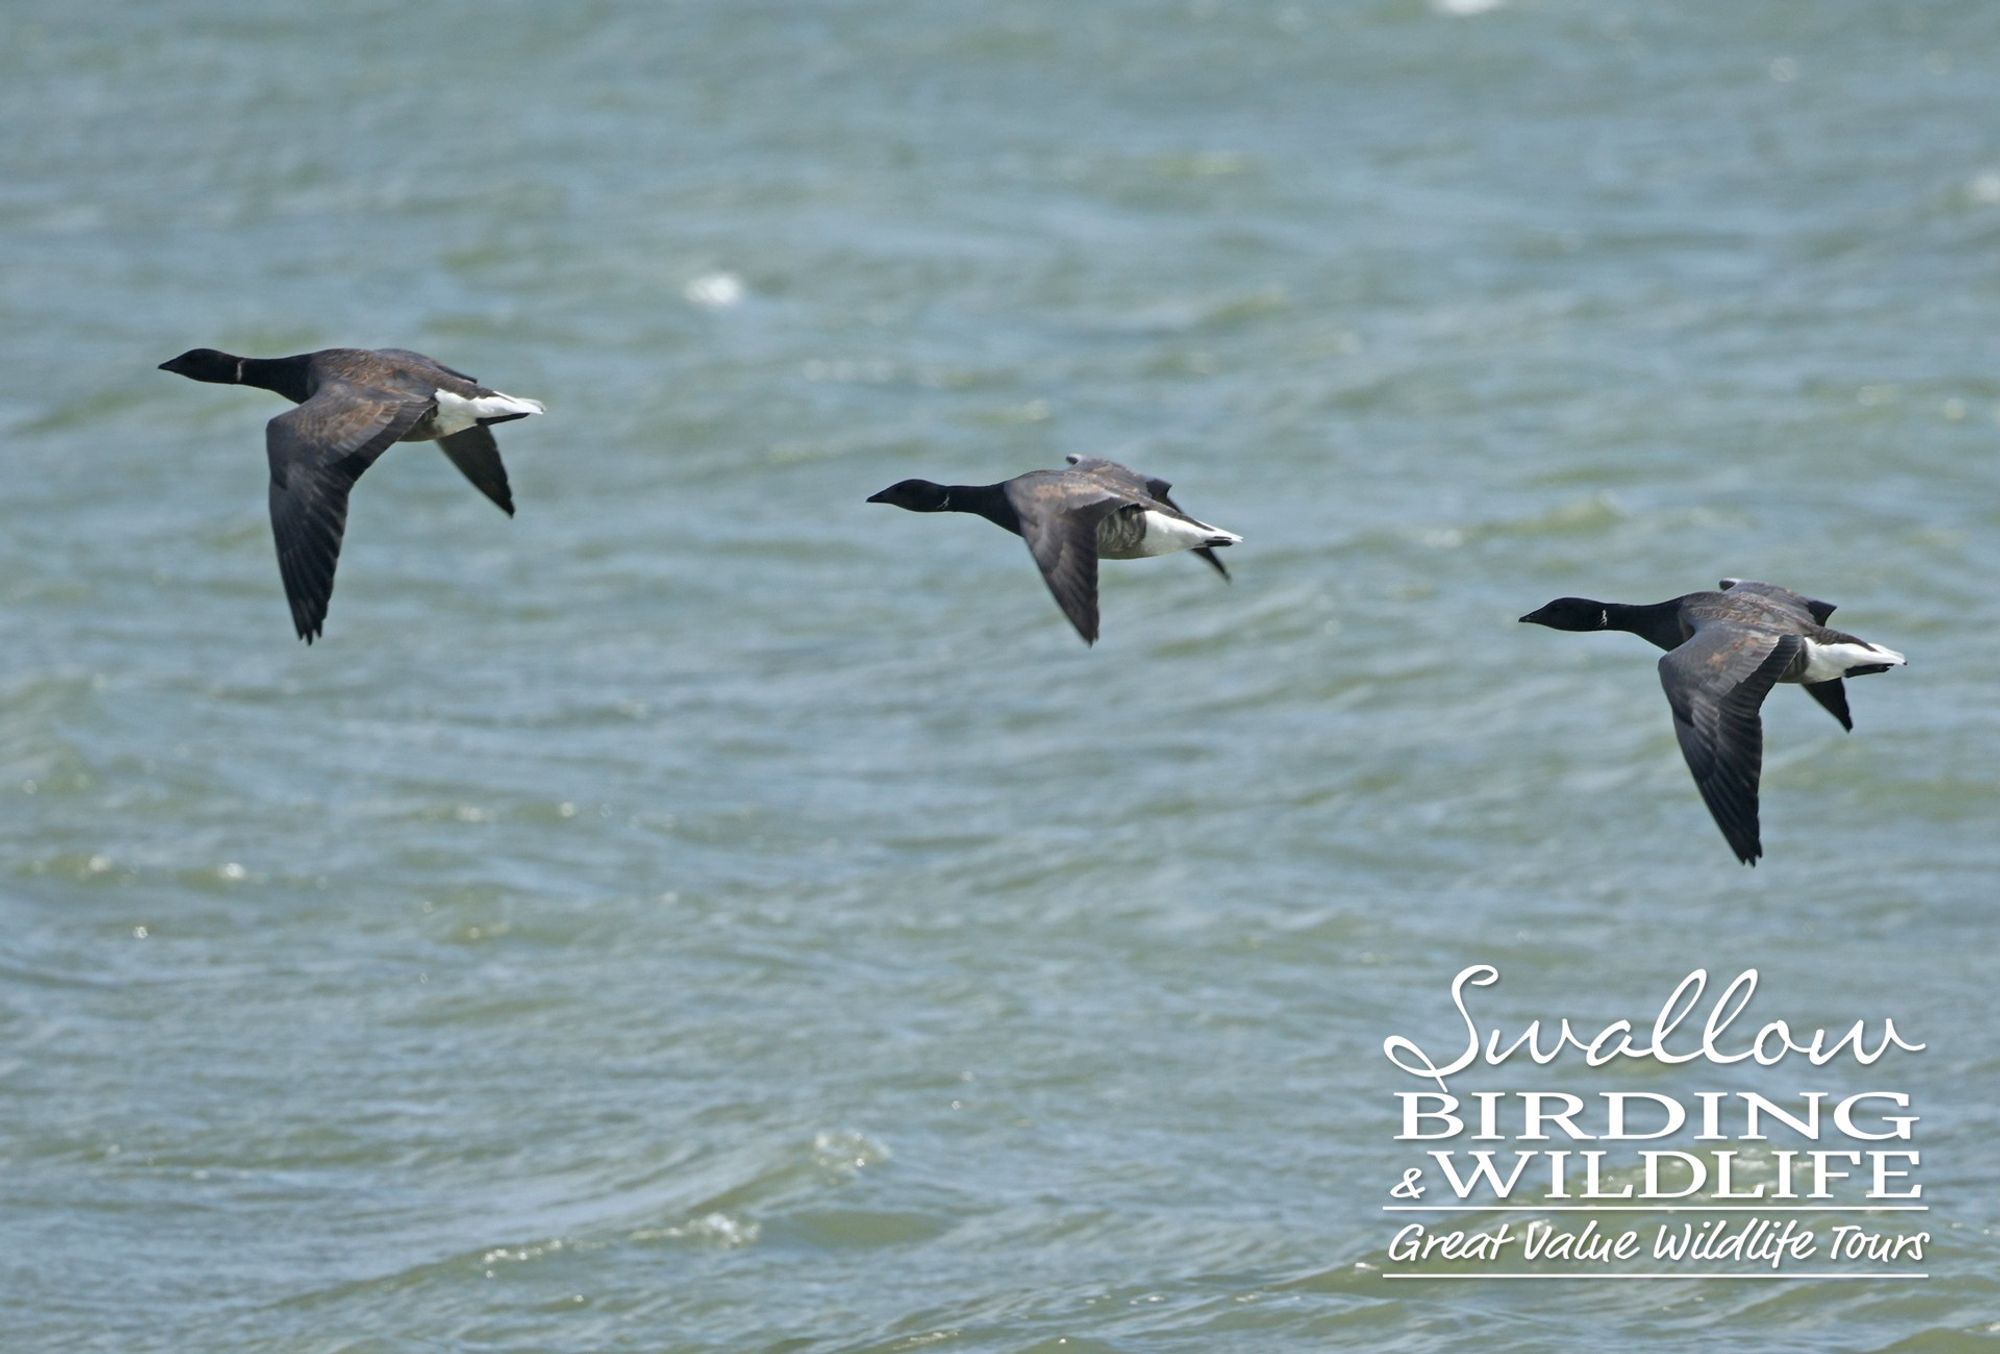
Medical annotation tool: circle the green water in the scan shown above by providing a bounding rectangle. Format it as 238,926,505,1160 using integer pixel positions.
5,1,1999,1348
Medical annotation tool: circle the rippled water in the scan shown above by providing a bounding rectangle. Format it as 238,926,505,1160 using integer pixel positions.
5,1,2000,1348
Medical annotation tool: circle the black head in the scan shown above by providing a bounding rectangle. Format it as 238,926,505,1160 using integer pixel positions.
866,479,952,512
158,348,243,384
1519,597,1612,631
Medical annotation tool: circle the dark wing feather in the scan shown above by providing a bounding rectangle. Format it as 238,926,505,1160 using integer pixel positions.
1718,579,1836,625
1803,679,1853,732
1064,455,1153,496
1658,627,1803,865
1063,455,1227,580
374,347,478,385
1007,478,1127,645
266,381,431,642
437,425,516,516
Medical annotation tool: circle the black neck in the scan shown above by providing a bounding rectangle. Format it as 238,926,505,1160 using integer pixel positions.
944,483,1021,535
238,355,314,404
1604,600,1687,652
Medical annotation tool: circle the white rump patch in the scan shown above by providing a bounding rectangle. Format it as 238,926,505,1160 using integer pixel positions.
433,388,545,435
1135,509,1241,557
1801,638,1907,684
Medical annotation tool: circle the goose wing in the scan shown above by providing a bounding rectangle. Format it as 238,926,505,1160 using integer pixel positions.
374,347,479,386
1718,579,1837,625
1064,455,1157,498
266,380,432,642
1715,580,1851,729
437,425,516,516
1006,474,1132,645
1803,679,1853,732
1657,625,1805,865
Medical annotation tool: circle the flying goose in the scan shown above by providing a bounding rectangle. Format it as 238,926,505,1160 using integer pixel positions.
866,455,1240,645
159,346,544,642
1519,579,1906,864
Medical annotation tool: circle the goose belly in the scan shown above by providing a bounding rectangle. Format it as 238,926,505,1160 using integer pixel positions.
1096,508,1228,559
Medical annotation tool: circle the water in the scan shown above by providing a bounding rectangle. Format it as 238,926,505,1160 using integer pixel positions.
5,1,1999,1348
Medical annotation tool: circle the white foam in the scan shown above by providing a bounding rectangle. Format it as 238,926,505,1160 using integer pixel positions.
685,271,747,309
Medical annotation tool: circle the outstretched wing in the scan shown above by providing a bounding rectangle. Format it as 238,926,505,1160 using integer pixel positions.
1718,579,1836,625
437,425,516,516
266,380,431,642
1007,477,1128,645
374,347,479,385
1658,625,1804,865
1803,679,1853,732
1064,455,1155,496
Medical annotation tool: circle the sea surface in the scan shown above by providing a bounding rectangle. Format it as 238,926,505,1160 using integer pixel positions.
4,1,1999,1349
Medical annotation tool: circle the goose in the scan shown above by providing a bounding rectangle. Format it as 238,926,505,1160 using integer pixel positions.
159,346,544,642
1519,579,1906,864
866,455,1240,645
